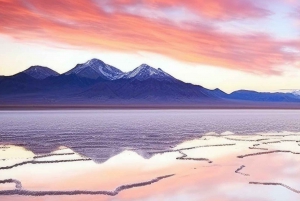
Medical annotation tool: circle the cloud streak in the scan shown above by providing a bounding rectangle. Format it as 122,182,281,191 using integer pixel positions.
106,0,271,21
0,0,299,74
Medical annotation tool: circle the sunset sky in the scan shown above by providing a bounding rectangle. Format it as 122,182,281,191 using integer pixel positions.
1,0,300,92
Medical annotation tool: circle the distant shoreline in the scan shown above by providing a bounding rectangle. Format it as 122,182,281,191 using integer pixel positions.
1,104,300,110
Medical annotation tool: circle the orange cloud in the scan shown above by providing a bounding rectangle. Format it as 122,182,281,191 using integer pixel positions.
0,0,299,74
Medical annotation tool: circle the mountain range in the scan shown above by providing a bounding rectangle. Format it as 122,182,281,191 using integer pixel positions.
0,58,300,108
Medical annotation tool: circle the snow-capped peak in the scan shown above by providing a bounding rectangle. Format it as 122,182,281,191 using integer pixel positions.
121,64,175,81
23,66,59,80
65,58,123,80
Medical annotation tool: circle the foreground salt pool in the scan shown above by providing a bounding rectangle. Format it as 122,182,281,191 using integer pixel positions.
1,132,300,201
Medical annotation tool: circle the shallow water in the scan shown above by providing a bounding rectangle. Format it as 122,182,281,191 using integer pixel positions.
1,109,300,162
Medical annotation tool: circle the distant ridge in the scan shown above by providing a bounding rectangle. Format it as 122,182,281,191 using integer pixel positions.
0,58,300,108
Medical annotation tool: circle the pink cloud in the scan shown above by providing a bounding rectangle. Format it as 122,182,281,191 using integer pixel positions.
0,0,299,74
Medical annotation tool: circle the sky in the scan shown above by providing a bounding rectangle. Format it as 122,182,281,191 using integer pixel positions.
0,0,300,93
